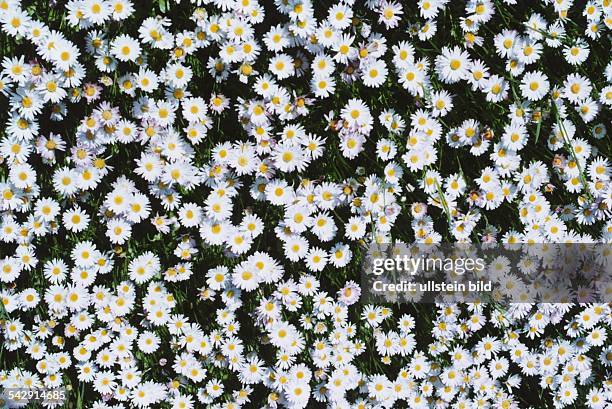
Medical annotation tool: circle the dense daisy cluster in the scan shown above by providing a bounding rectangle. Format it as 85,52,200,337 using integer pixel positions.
1,0,611,407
